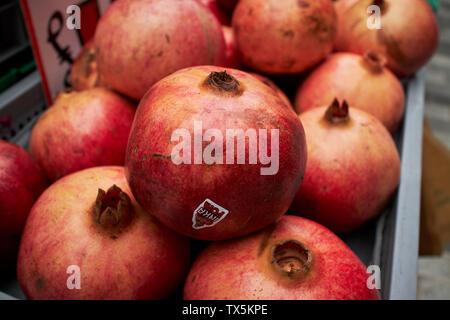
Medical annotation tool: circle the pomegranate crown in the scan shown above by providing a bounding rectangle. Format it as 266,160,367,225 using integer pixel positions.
93,184,134,237
325,98,350,123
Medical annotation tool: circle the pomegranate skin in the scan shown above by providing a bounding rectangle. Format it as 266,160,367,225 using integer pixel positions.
183,215,380,300
232,0,337,74
334,0,439,77
291,104,400,233
295,52,405,134
70,41,101,91
0,141,47,270
125,66,307,241
17,166,190,300
95,0,226,101
333,0,359,48
222,26,241,68
29,88,135,182
198,0,231,25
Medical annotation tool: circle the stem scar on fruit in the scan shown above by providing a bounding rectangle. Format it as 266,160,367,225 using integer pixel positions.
202,71,245,96
93,185,134,238
271,239,312,279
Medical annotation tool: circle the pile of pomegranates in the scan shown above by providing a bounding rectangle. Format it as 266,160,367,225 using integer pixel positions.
0,0,440,301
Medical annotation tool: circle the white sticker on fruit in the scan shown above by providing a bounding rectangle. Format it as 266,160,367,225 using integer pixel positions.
192,199,229,230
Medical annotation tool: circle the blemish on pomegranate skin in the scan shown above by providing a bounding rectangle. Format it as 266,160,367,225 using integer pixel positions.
151,153,171,160
36,277,45,290
248,8,253,16
298,0,310,8
165,34,170,43
281,29,295,38
191,275,197,283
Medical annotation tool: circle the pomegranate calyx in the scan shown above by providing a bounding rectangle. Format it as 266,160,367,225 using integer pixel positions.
363,51,386,73
372,0,387,13
272,240,312,279
94,184,134,237
325,98,350,123
203,71,242,95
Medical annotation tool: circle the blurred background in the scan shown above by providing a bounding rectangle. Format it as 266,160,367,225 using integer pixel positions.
418,0,450,300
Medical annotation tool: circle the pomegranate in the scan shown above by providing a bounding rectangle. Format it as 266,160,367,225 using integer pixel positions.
295,52,405,134
125,66,307,241
334,0,439,77
29,88,135,182
291,100,400,233
183,215,380,300
250,73,292,109
222,26,241,68
17,166,190,299
232,0,337,74
0,141,47,270
95,0,226,101
198,0,230,25
70,41,101,91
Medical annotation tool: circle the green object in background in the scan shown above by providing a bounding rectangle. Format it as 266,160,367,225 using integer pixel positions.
428,0,439,12
0,60,36,94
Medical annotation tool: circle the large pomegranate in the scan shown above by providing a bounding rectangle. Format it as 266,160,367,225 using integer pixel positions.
125,66,307,241
17,166,190,299
334,0,439,77
222,26,241,68
295,52,405,134
232,0,337,74
29,88,135,182
198,0,230,25
0,141,47,270
70,41,101,91
184,215,380,300
291,100,400,233
95,0,226,101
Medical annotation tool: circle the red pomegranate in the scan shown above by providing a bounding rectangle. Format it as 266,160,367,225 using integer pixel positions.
334,0,439,77
232,0,337,74
29,88,135,182
250,73,292,109
70,41,101,91
95,0,226,101
295,51,405,134
0,141,47,270
125,66,307,241
222,26,241,68
291,100,400,233
17,166,190,299
183,215,380,300
198,0,230,25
